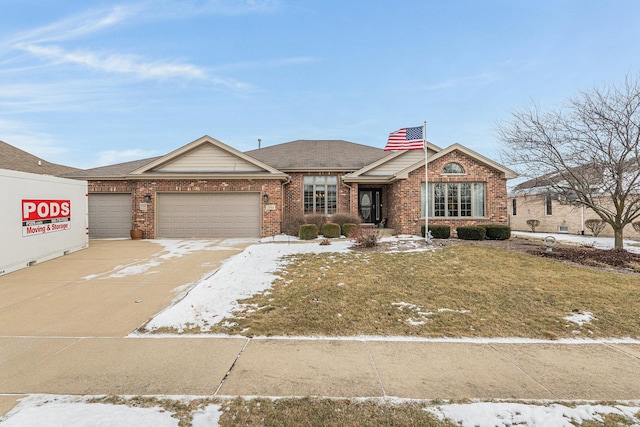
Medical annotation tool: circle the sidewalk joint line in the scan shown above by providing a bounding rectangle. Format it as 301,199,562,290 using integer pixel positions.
365,340,387,397
488,344,557,398
213,337,250,396
603,342,640,360
0,337,86,388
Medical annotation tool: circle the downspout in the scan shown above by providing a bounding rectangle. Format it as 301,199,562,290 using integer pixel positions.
341,176,353,213
281,175,292,233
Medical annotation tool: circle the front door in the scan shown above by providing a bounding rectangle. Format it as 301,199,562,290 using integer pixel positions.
359,189,382,224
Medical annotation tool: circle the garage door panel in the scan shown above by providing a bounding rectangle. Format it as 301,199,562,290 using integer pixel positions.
88,193,131,238
157,193,260,238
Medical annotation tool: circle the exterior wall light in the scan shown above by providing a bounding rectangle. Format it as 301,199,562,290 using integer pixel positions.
263,193,269,203
144,194,152,203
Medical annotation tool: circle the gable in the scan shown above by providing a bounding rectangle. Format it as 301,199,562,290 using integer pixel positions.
343,143,441,183
426,144,518,180
362,149,436,176
151,143,265,173
128,135,287,179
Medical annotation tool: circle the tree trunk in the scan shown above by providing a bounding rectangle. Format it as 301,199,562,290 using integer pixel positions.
613,227,624,250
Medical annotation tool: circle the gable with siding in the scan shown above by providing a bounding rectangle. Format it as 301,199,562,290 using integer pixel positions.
150,143,265,173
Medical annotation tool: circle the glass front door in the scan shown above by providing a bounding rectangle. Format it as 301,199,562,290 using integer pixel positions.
359,189,382,224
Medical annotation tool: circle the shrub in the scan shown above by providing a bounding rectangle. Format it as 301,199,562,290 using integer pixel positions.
330,212,361,228
481,224,511,240
321,222,341,238
350,226,379,247
526,219,540,232
298,224,318,240
341,223,358,237
421,225,451,239
304,214,327,231
283,214,305,236
585,219,606,237
456,226,486,240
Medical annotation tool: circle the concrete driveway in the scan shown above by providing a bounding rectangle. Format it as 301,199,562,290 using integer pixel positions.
0,238,252,412
0,239,251,337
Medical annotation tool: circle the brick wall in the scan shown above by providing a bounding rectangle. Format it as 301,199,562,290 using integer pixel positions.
282,172,358,223
387,150,509,235
509,194,640,239
89,178,283,238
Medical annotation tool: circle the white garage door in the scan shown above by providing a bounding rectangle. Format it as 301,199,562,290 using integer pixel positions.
88,193,132,238
157,193,260,238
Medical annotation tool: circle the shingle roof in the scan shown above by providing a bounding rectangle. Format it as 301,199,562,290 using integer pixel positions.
245,140,388,170
0,140,80,176
63,157,161,178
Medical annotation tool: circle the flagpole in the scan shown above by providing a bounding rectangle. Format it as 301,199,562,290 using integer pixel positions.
424,120,431,244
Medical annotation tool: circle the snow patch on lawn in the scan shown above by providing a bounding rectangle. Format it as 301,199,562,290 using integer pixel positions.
565,311,596,326
4,396,640,426
425,402,640,427
513,231,640,254
142,240,352,332
191,404,222,427
0,395,178,427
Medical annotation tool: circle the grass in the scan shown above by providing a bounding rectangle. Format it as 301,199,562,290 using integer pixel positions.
87,396,640,426
205,245,640,339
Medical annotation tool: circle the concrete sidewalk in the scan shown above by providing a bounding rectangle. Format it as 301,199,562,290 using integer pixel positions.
1,239,639,418
1,336,639,401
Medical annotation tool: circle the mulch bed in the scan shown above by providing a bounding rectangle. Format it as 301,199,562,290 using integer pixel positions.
533,246,640,272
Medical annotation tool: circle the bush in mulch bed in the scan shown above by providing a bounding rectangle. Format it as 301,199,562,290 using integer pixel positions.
535,246,640,272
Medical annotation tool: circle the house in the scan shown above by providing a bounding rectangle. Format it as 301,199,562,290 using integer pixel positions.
508,178,640,239
0,140,79,176
64,135,517,239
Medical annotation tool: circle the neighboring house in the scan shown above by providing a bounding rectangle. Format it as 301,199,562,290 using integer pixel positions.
0,140,79,176
64,135,517,239
508,179,640,239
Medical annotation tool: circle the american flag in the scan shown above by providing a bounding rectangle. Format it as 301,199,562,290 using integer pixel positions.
384,126,424,151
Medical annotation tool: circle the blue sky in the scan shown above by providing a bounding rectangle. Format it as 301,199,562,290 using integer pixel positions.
2,0,640,169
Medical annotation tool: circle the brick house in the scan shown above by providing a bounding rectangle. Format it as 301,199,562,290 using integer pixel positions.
508,182,640,240
65,135,517,238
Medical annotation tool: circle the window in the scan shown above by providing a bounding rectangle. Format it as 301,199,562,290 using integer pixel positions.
304,176,337,214
512,199,517,216
545,193,553,216
421,182,485,217
443,162,464,174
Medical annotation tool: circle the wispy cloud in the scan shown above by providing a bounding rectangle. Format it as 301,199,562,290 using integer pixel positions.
19,44,209,81
426,72,502,90
5,3,255,88
6,6,135,46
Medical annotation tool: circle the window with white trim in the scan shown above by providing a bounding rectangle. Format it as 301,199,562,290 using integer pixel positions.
421,182,486,217
304,176,337,214
443,162,464,174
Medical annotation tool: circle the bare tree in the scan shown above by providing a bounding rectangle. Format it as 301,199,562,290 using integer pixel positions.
498,75,640,250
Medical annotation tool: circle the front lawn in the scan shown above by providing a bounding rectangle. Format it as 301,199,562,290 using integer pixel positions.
209,245,640,339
